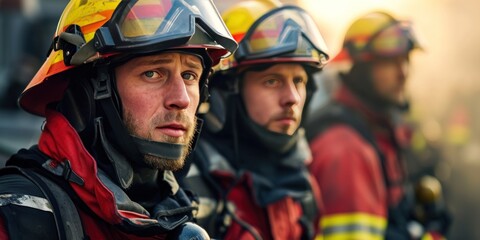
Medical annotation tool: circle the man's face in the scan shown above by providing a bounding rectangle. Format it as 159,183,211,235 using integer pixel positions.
241,63,308,135
115,52,203,171
370,55,410,106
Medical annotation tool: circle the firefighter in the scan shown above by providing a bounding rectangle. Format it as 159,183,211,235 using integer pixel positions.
0,0,237,239
180,0,330,239
306,11,451,239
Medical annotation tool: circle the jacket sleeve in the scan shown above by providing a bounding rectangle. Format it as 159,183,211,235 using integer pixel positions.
309,125,388,240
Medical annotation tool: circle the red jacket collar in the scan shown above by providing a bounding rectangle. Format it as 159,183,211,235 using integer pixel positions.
38,109,130,224
334,85,393,129
333,85,412,147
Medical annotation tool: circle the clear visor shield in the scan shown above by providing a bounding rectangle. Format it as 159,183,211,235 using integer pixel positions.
235,6,329,66
366,20,421,57
94,0,237,56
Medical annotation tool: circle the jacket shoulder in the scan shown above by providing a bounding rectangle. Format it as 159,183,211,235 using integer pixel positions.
0,168,58,240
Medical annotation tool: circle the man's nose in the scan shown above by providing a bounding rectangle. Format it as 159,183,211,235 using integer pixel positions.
281,81,301,107
164,76,190,110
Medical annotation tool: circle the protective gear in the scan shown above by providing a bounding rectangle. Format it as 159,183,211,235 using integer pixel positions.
16,0,238,189
183,132,321,240
221,0,282,42
342,11,422,62
217,1,329,71
20,0,237,116
180,2,326,239
211,1,329,132
0,111,204,238
306,86,448,240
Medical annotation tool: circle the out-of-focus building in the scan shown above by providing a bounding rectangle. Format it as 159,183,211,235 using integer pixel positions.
0,0,68,163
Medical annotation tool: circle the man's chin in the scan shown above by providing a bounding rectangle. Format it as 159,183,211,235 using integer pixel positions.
144,154,186,171
269,125,297,136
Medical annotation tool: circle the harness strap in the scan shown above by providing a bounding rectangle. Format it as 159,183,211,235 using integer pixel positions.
33,172,86,240
298,190,318,240
0,194,53,212
0,166,86,240
192,140,317,240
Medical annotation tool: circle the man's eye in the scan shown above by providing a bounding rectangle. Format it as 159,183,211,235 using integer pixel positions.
144,71,159,78
294,77,307,85
265,79,279,87
182,72,197,81
143,70,167,82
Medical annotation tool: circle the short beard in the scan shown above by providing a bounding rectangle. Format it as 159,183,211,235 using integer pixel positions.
124,111,198,171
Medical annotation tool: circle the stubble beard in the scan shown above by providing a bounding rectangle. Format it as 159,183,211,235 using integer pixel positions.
124,111,197,171
269,108,300,135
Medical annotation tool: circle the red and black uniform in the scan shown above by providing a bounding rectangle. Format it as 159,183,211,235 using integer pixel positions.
306,86,445,240
0,110,198,239
181,94,322,240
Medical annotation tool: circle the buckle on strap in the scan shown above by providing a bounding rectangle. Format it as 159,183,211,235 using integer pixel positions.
42,159,85,186
92,66,112,100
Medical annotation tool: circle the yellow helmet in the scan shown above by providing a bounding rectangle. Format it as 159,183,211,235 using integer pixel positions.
342,11,422,62
19,0,238,116
222,0,282,43
217,0,329,71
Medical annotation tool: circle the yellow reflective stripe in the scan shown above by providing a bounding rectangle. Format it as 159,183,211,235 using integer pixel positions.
421,233,445,240
322,231,384,240
320,212,387,239
321,212,387,229
421,233,433,240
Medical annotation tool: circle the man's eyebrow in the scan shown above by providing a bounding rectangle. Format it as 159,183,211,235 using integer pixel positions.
185,57,203,70
135,55,202,70
139,58,173,66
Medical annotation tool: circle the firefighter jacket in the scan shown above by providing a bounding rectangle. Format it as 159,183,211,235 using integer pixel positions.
0,109,199,240
306,85,445,240
181,94,322,240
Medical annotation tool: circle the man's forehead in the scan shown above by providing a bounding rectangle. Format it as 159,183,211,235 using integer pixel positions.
135,52,203,64
161,52,201,59
244,63,307,76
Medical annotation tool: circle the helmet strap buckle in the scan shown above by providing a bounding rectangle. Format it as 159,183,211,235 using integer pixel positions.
55,24,86,66
92,66,112,100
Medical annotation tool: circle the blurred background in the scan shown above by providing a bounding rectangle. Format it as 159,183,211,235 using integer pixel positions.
0,0,478,238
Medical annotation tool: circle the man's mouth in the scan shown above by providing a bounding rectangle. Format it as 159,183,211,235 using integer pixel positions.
276,116,297,125
156,123,187,138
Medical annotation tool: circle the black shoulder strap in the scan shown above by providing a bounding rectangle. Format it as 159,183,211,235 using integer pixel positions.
298,189,318,240
3,147,87,240
184,141,227,238
29,170,86,240
0,166,86,240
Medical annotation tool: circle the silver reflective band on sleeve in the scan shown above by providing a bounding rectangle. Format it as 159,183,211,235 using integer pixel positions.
0,194,53,212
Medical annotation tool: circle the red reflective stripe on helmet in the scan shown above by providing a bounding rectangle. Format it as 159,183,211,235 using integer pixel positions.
81,10,116,34
251,28,281,39
126,4,171,20
232,33,245,42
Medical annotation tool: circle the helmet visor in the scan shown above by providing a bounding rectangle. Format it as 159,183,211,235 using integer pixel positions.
94,0,237,57
367,21,420,58
235,6,329,66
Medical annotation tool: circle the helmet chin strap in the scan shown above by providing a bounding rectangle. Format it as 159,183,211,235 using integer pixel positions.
132,136,186,160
